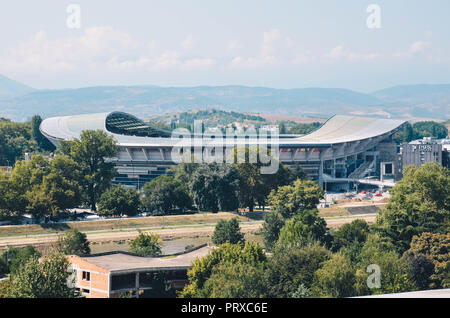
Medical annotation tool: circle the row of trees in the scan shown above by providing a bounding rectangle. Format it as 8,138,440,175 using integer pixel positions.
142,149,307,215
179,162,449,297
393,121,448,143
0,115,55,167
0,130,118,221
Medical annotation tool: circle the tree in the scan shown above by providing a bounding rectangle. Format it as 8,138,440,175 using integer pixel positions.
0,280,12,298
265,244,330,297
332,219,370,252
268,179,323,219
279,164,308,185
40,155,82,215
412,121,448,140
0,118,39,166
404,232,449,288
291,284,311,298
189,163,239,213
233,146,284,211
142,175,191,215
8,155,50,219
98,185,140,217
277,211,330,248
56,229,90,256
129,231,162,256
179,242,266,298
63,130,117,211
311,253,356,298
353,234,417,296
0,246,40,276
261,211,285,251
201,262,267,298
1,155,81,220
9,252,80,298
376,163,449,253
31,114,55,152
393,122,414,143
211,218,245,246
289,122,321,135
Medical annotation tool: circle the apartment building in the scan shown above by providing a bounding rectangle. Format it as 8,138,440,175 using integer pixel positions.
68,245,211,298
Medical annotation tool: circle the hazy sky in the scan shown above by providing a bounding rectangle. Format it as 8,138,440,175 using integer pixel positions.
0,0,449,92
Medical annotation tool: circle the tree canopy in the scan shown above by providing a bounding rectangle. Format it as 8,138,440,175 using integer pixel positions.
8,252,80,298
142,175,191,215
60,130,117,211
376,163,450,253
211,217,245,246
56,229,90,256
98,185,140,217
129,231,162,256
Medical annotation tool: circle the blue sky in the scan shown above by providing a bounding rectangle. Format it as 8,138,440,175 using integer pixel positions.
0,0,449,92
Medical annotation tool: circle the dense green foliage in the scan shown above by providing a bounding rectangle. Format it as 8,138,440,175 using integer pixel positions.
261,211,285,251
0,246,40,276
404,232,449,288
98,185,140,216
0,154,82,220
393,121,448,143
268,179,323,219
376,163,450,253
211,218,245,245
265,245,330,297
56,229,90,256
30,115,56,152
179,242,266,298
0,115,56,166
277,211,330,248
129,231,162,256
0,118,38,166
189,163,240,213
0,129,119,220
289,122,321,135
60,130,117,211
331,219,370,252
262,178,327,250
8,252,80,298
142,175,191,214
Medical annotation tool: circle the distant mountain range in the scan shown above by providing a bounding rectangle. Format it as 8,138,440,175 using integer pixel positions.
0,74,448,121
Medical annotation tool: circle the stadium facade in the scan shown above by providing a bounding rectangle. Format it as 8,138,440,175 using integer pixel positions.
40,111,407,191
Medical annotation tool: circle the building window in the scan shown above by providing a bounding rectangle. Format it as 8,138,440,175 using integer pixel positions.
82,289,90,294
82,271,91,281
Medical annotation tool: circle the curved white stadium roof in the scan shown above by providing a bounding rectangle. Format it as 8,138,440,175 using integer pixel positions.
295,115,406,144
40,112,406,147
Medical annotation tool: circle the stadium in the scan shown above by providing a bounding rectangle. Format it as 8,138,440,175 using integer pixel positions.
40,111,407,191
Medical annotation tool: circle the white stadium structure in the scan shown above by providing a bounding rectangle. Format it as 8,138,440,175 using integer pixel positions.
40,111,407,191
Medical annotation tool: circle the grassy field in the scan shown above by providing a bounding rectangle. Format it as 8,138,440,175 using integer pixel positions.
0,205,376,251
0,212,251,238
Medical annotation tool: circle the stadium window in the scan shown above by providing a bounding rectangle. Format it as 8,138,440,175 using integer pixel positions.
82,271,91,281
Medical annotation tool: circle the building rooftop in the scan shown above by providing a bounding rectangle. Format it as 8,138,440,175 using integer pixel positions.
73,245,212,273
294,115,406,144
356,289,450,298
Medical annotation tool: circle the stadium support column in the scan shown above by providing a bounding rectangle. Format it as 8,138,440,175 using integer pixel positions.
319,155,324,189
